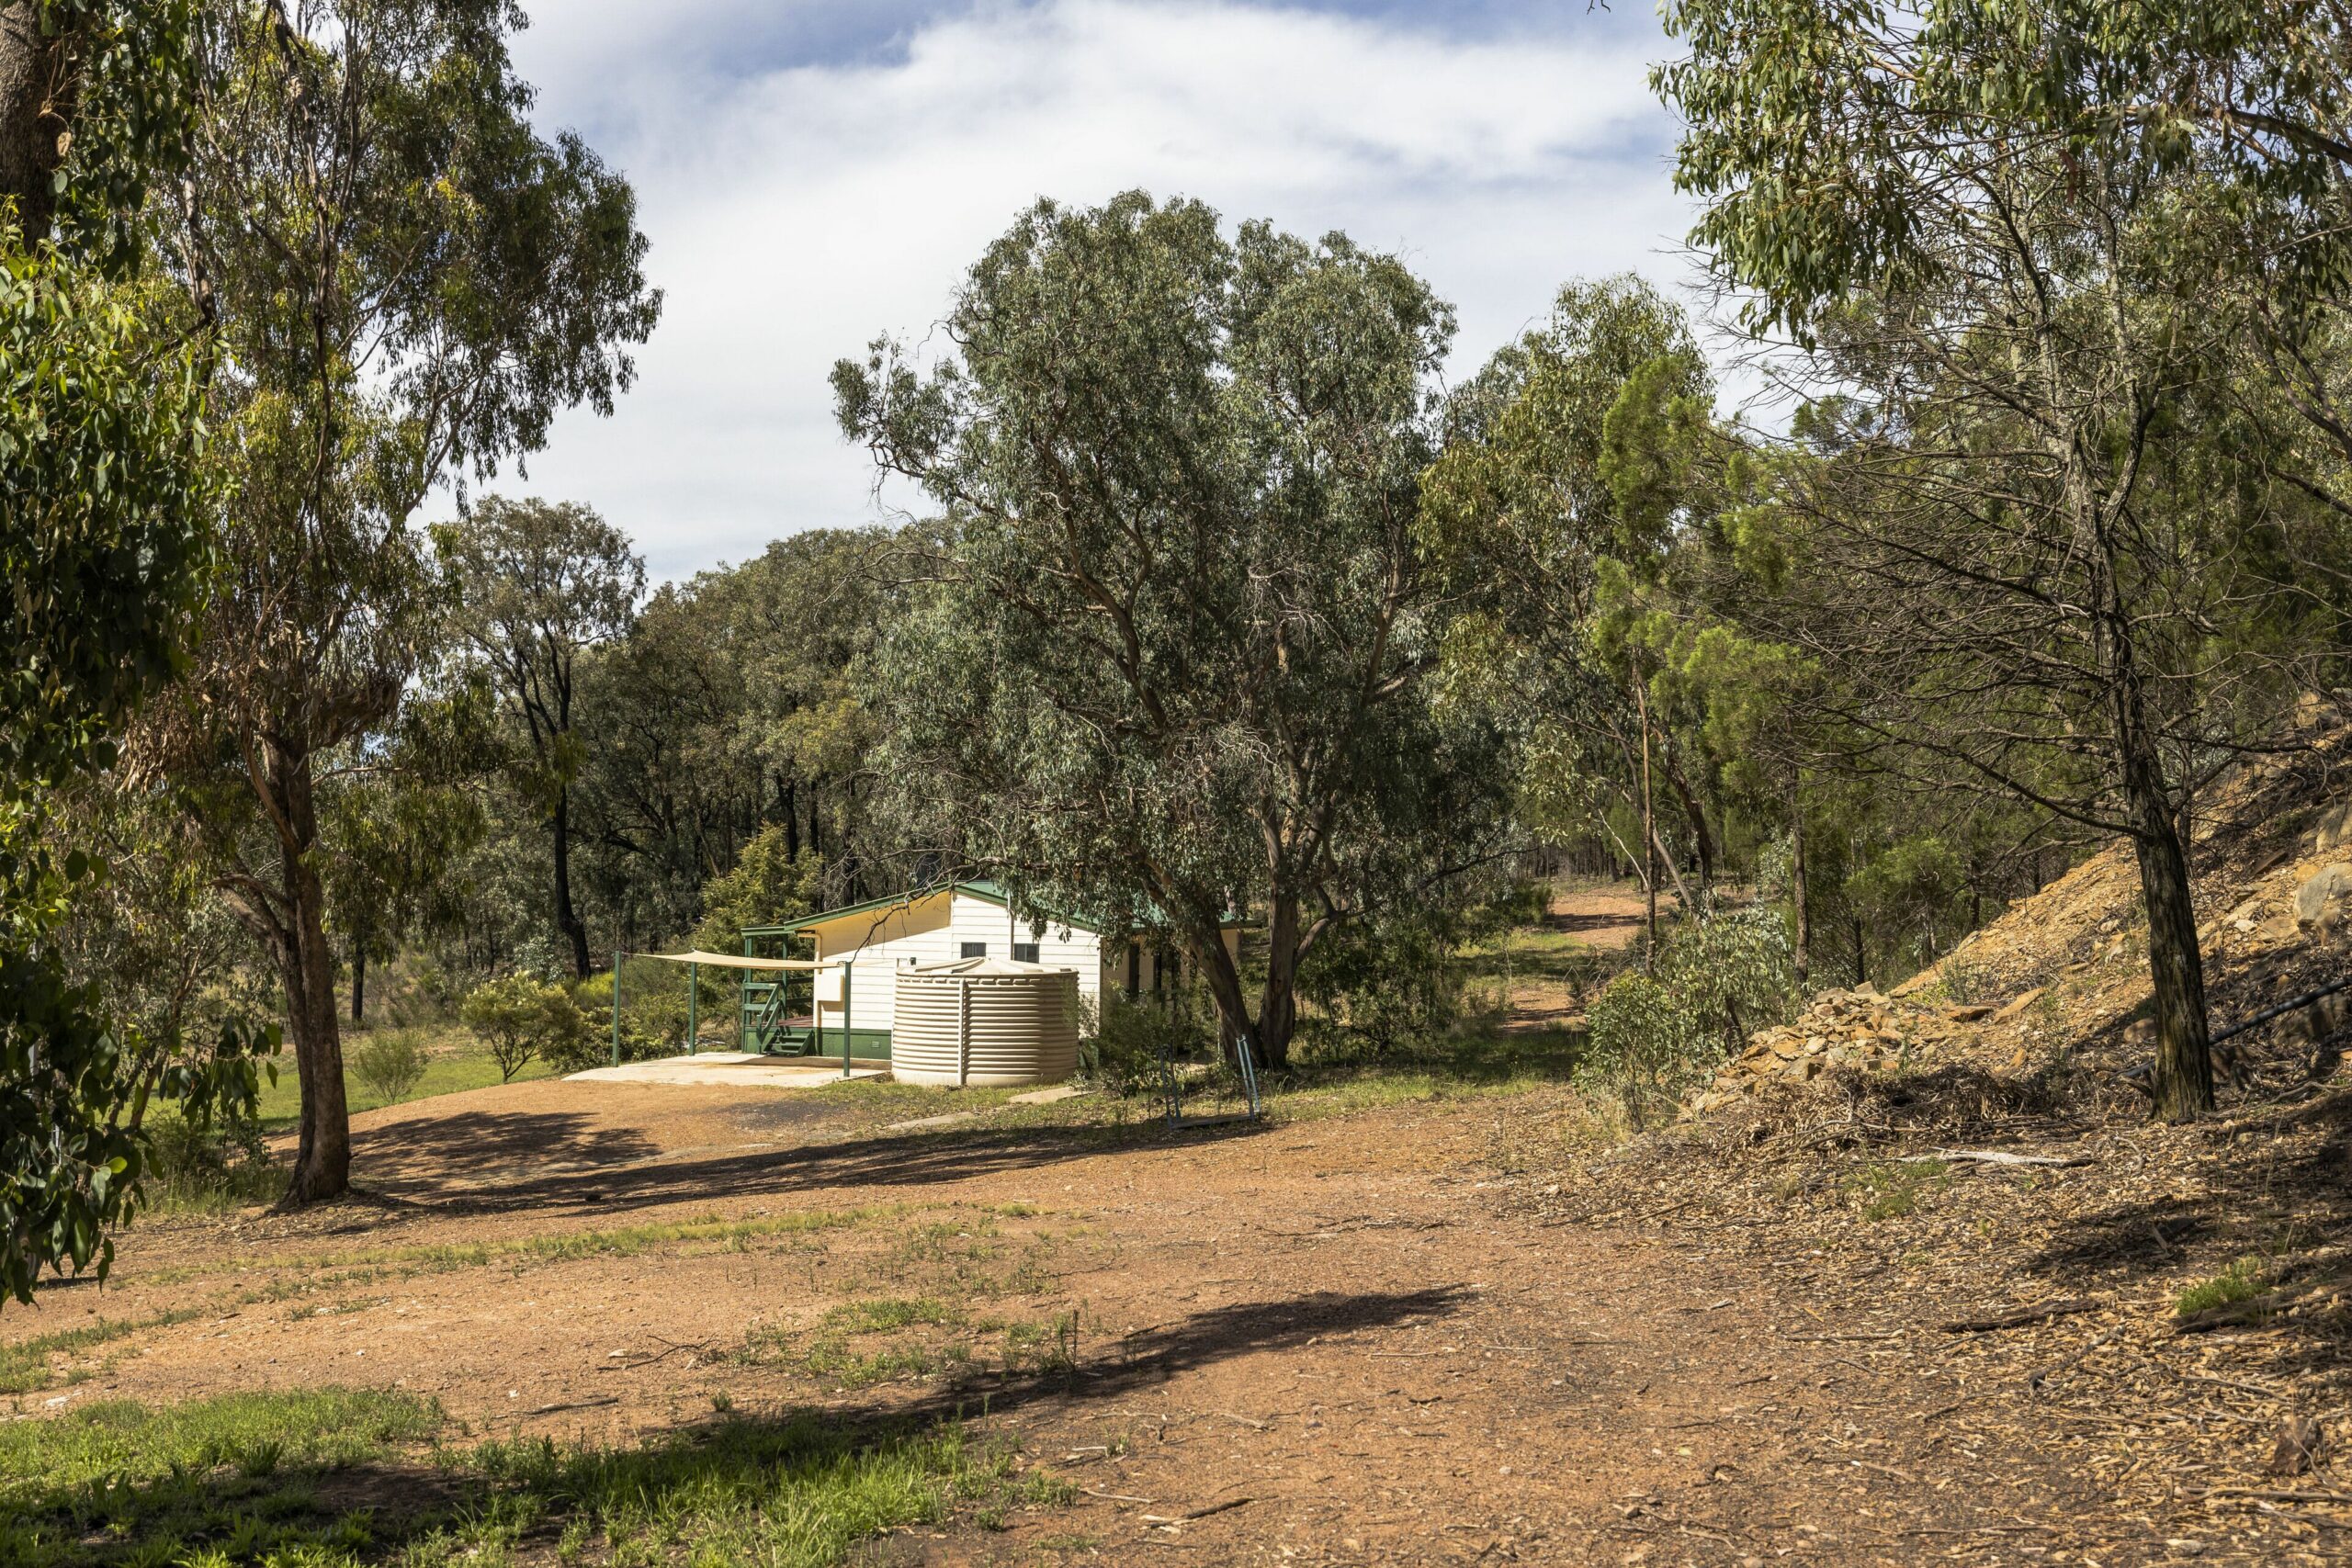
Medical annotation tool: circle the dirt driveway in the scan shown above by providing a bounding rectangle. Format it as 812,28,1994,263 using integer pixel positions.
7,1078,2209,1564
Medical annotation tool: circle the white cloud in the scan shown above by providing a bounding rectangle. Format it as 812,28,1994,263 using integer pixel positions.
503,0,1698,579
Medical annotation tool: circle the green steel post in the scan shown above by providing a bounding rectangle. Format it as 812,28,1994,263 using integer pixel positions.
687,962,698,1056
842,960,854,1077
611,950,622,1066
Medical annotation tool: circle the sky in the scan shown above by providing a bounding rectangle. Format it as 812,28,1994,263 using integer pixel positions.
501,0,1702,580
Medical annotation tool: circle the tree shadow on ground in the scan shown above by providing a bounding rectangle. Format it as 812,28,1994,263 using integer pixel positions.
2019,1092,2352,1295
352,1111,662,1193
821,1282,1473,1430
414,1115,1274,1217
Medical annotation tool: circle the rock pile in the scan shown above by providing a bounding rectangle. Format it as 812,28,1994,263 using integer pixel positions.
1683,983,1966,1116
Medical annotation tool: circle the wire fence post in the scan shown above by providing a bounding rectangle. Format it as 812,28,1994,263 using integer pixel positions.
1236,1032,1262,1121
611,950,623,1066
1159,1036,1182,1130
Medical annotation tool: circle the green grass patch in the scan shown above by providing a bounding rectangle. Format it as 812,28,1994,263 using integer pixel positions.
0,1387,440,1568
820,1296,964,1334
0,1312,202,1397
253,1029,560,1130
141,1205,906,1290
800,1338,945,1389
1840,1158,1951,1222
0,1385,1063,1568
2177,1256,2275,1317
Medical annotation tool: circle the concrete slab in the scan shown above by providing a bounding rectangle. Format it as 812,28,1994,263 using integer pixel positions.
563,1053,888,1089
1007,1084,1087,1105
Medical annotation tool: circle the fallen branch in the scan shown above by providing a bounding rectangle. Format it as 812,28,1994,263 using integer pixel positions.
1180,1496,1254,1522
2030,1324,2120,1392
599,1337,715,1371
1939,1299,2100,1334
525,1395,621,1416
2202,1486,2352,1506
1933,1148,2092,1168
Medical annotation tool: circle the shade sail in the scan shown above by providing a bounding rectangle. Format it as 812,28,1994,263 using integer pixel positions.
632,949,838,971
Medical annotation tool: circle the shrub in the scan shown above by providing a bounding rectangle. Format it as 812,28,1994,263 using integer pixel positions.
140,1107,281,1211
460,975,597,1081
569,964,687,1066
1080,991,1214,1096
1296,887,1531,1061
351,1029,428,1103
1576,897,1798,1126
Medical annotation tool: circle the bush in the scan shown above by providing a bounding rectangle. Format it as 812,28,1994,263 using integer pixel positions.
1295,887,1532,1061
1576,897,1798,1127
569,963,691,1066
1080,991,1216,1096
351,1029,428,1103
140,1107,281,1211
460,975,597,1081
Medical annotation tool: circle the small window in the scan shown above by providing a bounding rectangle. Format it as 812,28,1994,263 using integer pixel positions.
960,942,988,958
1012,942,1040,964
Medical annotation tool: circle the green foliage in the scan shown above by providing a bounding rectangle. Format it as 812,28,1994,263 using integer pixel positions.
2177,1256,2275,1317
459,976,594,1082
349,1030,428,1104
136,1107,279,1213
1577,899,1797,1123
1080,992,1215,1097
1297,890,1527,1061
694,829,824,951
841,190,1509,1065
435,494,645,976
9,3,205,267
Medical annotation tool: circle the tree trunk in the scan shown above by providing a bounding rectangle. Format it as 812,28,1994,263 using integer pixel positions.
0,5,75,247
350,946,366,1024
2122,726,2214,1120
1254,894,1302,1070
1192,920,1258,1057
1789,785,1810,991
274,747,352,1205
1657,742,1718,896
553,786,590,979
2079,434,2214,1118
1637,673,1657,971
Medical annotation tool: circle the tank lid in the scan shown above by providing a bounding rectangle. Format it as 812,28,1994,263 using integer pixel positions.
905,958,1077,977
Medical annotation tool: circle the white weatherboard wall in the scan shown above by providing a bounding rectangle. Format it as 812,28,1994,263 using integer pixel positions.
800,886,1240,1041
805,889,1105,1038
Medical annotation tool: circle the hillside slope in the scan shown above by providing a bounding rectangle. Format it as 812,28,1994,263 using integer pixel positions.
1693,698,2352,1117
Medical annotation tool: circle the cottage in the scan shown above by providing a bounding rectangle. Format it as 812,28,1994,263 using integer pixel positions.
736,880,1238,1061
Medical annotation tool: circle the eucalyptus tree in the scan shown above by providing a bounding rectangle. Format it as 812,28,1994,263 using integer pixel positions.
1419,276,1723,957
437,497,644,979
150,0,659,1202
838,193,1510,1066
0,2,260,1300
1657,0,2342,1118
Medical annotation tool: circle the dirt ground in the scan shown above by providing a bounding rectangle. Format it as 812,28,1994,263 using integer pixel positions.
6,1071,2234,1567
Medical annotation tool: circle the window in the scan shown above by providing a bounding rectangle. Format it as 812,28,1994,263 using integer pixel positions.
960,942,988,958
1012,942,1039,964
